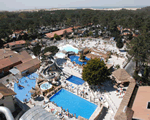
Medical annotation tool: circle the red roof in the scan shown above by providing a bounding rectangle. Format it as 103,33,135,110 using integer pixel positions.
16,58,40,72
0,57,21,70
4,40,26,47
13,30,23,34
46,27,73,38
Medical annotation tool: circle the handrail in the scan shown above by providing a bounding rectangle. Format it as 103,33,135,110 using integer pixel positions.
0,106,14,120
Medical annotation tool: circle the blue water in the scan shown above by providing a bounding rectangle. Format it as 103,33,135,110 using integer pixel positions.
40,82,52,90
61,45,79,53
14,73,38,102
69,55,90,65
50,89,97,119
66,75,85,85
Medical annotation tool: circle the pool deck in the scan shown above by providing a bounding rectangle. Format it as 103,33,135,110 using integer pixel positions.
62,65,82,78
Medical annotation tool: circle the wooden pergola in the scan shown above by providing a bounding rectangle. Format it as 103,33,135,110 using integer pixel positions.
112,69,131,84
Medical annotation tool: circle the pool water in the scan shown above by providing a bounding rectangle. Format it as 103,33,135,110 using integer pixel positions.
69,55,90,65
40,82,52,90
14,73,38,102
50,89,97,119
60,45,79,54
66,75,85,85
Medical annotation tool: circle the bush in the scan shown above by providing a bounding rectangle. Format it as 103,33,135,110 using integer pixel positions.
43,46,59,56
54,34,61,40
115,64,120,69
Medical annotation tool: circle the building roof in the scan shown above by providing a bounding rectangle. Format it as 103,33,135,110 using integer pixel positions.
114,79,136,120
0,49,15,60
0,50,34,70
19,106,59,120
132,86,150,120
18,51,33,63
0,83,16,97
0,57,21,70
112,69,132,83
4,40,26,47
13,30,23,34
45,27,73,38
16,58,40,72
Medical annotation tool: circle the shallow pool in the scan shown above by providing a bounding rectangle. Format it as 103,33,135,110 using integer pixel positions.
66,75,85,85
40,82,52,90
69,55,90,65
50,89,97,119
14,73,38,102
60,45,79,54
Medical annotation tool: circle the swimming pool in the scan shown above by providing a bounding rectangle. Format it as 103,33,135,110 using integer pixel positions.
69,55,90,65
40,82,52,90
14,73,38,102
60,45,79,54
66,75,85,85
50,89,97,119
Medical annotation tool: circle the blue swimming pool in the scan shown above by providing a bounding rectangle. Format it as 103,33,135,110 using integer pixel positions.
69,55,90,65
66,75,85,85
60,45,79,54
50,89,97,119
14,73,38,102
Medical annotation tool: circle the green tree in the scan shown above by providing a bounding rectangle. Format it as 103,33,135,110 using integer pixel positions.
127,34,150,71
116,37,124,49
63,30,68,38
128,33,133,40
32,43,41,57
142,65,149,83
54,34,61,40
95,30,99,38
25,40,30,49
88,31,93,36
0,39,4,48
82,58,110,86
6,79,9,84
43,46,59,56
115,64,120,69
